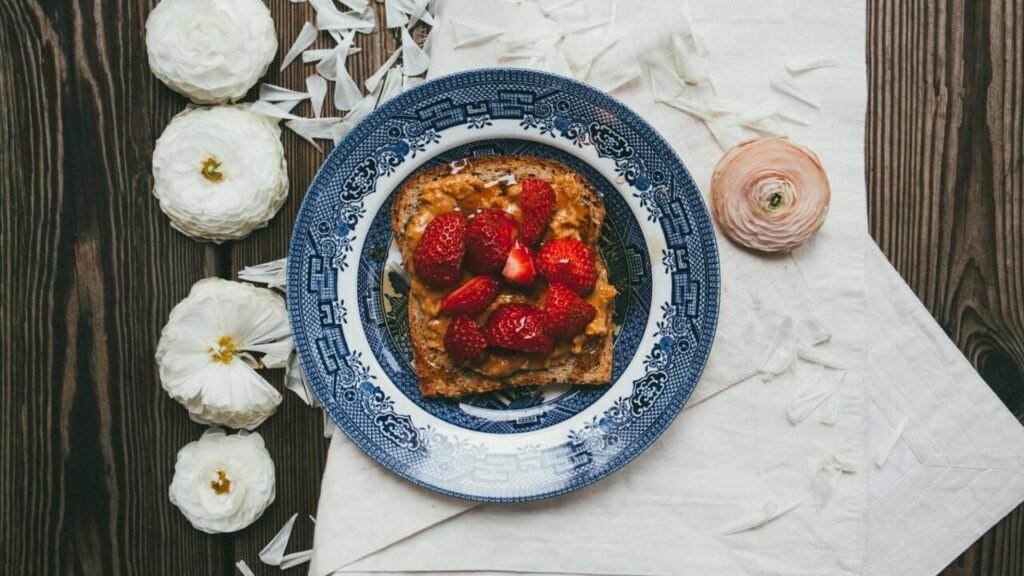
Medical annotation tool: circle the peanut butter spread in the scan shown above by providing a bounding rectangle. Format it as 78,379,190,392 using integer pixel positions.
404,171,617,378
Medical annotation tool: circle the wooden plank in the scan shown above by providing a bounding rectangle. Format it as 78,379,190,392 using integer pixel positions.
0,0,229,574
227,3,397,572
867,0,1024,574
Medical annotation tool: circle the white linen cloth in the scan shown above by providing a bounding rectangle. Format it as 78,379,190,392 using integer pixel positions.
309,1,1024,575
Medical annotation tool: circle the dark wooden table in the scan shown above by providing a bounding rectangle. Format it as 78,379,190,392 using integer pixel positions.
1,0,1021,574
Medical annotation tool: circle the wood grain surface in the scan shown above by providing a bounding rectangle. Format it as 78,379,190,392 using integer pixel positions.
0,0,1020,574
868,0,1024,573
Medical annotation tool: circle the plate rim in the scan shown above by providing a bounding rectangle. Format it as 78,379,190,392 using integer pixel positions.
287,68,721,502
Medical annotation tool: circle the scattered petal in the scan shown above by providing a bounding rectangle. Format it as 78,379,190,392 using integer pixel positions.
286,350,319,405
785,57,840,75
786,366,845,425
280,22,318,72
333,55,364,111
451,19,504,48
316,5,375,33
259,513,298,566
770,71,820,108
759,317,797,379
384,0,409,28
400,26,431,76
309,515,317,525
365,48,401,92
875,416,909,467
280,550,314,570
811,453,857,510
238,258,287,289
259,84,309,103
286,117,346,142
563,32,619,80
306,74,328,118
249,100,303,121
646,56,687,100
236,560,256,576
345,85,382,126
670,33,710,86
722,500,801,535
379,66,405,103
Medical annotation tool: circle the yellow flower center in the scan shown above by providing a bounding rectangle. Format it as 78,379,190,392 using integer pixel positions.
200,157,225,183
208,335,237,364
210,469,232,495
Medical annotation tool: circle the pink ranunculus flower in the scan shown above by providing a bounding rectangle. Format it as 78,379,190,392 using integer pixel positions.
711,138,831,253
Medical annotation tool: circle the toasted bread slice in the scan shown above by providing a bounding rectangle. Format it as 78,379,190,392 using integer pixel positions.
391,155,614,398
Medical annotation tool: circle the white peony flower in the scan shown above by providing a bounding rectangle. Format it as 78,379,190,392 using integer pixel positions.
146,0,278,104
169,428,276,533
156,278,292,429
152,106,288,242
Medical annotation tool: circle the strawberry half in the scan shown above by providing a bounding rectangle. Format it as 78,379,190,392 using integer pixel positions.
537,238,598,295
518,178,556,247
444,316,487,365
483,303,554,355
464,209,517,274
502,240,536,286
413,212,467,288
544,282,597,339
440,276,500,317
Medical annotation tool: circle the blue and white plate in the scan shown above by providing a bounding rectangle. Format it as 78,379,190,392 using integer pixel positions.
288,69,720,502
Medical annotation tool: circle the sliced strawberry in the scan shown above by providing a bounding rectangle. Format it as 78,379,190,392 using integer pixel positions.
483,303,554,355
544,282,597,339
518,178,556,247
502,240,536,286
440,276,500,317
537,238,598,295
413,212,467,288
444,316,487,365
464,209,517,274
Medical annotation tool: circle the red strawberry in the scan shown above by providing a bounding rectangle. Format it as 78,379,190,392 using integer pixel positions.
440,276,500,317
464,209,517,274
413,212,467,287
544,282,597,339
483,303,554,354
444,316,487,365
537,238,598,295
518,178,556,247
502,240,536,286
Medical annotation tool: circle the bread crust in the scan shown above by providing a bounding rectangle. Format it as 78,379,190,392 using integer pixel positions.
391,155,614,398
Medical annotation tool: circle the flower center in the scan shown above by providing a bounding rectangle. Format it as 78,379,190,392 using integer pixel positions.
209,469,232,495
200,157,225,183
208,335,237,364
756,178,794,214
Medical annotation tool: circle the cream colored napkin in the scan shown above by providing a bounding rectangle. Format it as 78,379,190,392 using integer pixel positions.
311,0,872,574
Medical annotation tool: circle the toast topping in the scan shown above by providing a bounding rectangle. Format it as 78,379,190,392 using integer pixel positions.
400,162,617,388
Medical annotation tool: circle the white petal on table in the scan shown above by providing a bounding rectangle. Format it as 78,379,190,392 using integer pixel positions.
721,500,802,535
317,5,375,33
378,66,405,104
235,560,256,576
306,74,328,118
248,100,302,122
258,83,309,102
785,56,840,74
770,70,821,108
337,0,369,11
400,26,431,76
280,550,314,570
384,0,409,28
280,21,318,72
334,54,364,111
365,48,401,92
259,513,298,566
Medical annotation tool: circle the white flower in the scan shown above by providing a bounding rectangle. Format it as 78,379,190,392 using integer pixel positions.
156,278,292,429
152,106,288,242
146,0,278,104
169,428,276,533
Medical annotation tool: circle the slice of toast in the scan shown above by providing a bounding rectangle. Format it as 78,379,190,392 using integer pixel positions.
391,155,615,398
